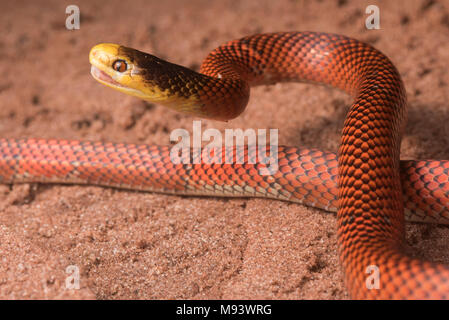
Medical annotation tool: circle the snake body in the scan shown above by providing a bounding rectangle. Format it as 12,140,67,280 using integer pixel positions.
2,32,449,298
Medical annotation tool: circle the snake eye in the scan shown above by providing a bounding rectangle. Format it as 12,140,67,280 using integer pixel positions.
112,59,127,72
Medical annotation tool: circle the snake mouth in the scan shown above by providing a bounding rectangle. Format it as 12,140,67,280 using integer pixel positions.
90,65,125,88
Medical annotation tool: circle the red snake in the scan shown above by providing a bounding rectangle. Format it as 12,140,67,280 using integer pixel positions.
2,32,449,299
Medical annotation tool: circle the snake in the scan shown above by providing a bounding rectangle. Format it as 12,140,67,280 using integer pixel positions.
1,32,449,299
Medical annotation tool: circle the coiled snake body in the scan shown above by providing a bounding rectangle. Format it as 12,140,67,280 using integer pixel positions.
2,32,449,299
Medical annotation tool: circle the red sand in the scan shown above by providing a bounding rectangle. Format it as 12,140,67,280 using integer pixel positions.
1,0,449,299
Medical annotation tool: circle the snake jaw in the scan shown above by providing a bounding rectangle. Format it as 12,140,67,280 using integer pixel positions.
90,65,124,88
90,64,150,101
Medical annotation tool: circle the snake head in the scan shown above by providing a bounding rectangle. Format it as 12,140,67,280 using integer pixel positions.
89,43,209,115
89,43,149,99
89,43,249,121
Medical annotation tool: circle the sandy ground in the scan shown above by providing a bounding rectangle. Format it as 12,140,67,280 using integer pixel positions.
1,0,449,299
